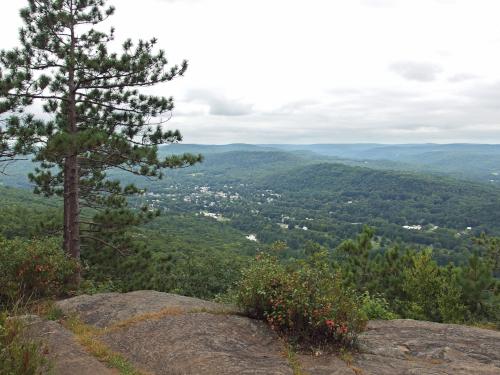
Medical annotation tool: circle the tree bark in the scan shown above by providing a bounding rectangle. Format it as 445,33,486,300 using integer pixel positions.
67,154,80,260
63,160,70,253
64,1,81,284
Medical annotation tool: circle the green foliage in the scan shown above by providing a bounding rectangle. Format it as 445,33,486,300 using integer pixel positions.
4,146,500,267
1,164,499,328
0,186,254,301
402,249,443,321
126,147,500,264
336,226,374,290
1,0,202,260
78,279,121,296
79,212,253,300
0,313,48,375
0,186,62,239
475,234,500,275
359,292,398,320
151,248,247,300
458,254,499,321
235,251,367,349
1,0,200,196
263,162,500,235
437,267,467,324
336,227,499,325
0,237,78,306
400,249,467,323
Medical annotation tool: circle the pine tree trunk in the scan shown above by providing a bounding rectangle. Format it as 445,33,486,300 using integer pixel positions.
63,160,70,253
67,154,80,260
64,10,81,285
63,152,81,286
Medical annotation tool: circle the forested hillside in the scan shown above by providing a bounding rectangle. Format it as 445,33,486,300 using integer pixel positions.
93,146,498,265
261,162,500,232
0,185,256,299
1,145,499,303
3,146,500,264
269,143,500,185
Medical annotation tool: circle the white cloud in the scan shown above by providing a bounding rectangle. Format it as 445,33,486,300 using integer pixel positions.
1,0,500,143
360,0,397,8
184,90,253,116
389,62,443,82
448,73,479,83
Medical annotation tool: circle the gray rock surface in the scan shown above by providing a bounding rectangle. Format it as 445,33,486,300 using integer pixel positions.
101,312,292,375
22,315,115,375
40,291,500,375
56,290,234,328
56,291,291,374
354,319,500,375
301,319,500,375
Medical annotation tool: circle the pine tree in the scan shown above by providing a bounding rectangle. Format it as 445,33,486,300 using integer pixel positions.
0,71,12,165
0,113,16,172
459,254,497,319
0,83,37,172
0,0,201,267
475,234,500,276
0,97,13,166
336,226,375,290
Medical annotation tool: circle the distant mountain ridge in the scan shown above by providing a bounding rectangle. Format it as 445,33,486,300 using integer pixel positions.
4,143,500,188
159,143,500,185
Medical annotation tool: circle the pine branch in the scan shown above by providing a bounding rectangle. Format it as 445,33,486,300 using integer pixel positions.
80,234,127,256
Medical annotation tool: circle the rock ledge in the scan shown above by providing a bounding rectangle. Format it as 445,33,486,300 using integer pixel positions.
28,291,500,375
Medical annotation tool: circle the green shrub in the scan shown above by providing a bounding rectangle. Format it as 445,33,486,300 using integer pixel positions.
402,249,442,321
401,249,470,323
437,268,467,324
235,251,366,349
359,292,398,320
0,312,49,375
0,237,79,306
78,279,121,295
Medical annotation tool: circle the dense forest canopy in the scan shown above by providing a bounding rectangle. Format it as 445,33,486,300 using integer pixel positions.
2,145,500,266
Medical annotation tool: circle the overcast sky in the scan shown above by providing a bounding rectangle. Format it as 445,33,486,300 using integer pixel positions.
2,0,500,144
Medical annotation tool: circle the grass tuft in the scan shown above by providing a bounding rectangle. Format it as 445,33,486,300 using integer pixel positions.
105,306,240,333
282,342,308,375
105,307,184,333
63,316,149,375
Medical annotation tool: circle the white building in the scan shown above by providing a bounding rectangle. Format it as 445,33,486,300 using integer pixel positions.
403,225,422,231
246,234,258,242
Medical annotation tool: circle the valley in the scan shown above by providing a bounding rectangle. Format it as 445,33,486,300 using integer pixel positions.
3,144,500,267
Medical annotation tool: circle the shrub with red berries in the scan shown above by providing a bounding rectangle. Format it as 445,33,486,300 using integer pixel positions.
235,250,366,349
0,237,79,305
